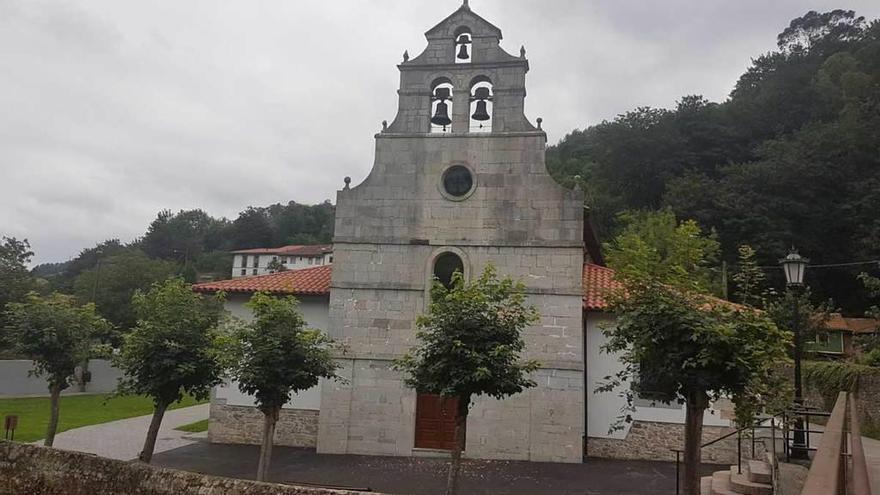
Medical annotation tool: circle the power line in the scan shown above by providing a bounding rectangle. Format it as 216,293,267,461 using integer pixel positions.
757,260,880,270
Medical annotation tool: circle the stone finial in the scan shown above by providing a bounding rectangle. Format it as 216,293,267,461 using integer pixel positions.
403,50,409,62
343,177,351,190
536,117,543,130
520,45,526,58
382,120,388,132
462,0,470,9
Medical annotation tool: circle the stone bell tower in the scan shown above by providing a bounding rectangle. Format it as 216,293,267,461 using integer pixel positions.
318,1,585,463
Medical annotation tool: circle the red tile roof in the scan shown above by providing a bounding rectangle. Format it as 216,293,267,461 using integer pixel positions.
583,263,619,311
825,313,880,334
192,265,332,296
232,244,332,256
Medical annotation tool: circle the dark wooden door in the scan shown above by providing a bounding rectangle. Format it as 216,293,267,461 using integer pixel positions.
414,394,461,450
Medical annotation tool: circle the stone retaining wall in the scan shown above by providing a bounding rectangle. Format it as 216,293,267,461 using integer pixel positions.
0,441,378,495
209,401,319,448
587,421,759,464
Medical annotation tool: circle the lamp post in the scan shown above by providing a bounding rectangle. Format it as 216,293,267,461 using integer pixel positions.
780,249,809,459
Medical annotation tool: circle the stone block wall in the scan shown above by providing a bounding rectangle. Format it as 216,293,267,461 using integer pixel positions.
587,421,750,464
209,400,319,448
0,441,379,495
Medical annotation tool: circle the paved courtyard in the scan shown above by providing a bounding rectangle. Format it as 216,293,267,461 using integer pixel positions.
42,404,208,461
152,443,721,495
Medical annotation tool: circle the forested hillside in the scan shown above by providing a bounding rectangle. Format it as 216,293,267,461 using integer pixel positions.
547,10,880,313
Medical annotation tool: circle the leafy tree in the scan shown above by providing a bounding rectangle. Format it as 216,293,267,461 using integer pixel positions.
601,261,788,495
141,209,231,261
114,278,225,463
73,249,177,332
266,258,288,274
230,207,274,249
229,293,338,481
3,293,110,446
731,245,773,308
0,237,35,326
604,209,720,293
394,265,540,495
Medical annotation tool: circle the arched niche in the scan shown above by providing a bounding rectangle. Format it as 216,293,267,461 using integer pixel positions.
454,26,472,64
430,78,454,133
469,76,493,133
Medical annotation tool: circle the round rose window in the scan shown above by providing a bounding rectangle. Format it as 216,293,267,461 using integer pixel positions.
442,165,474,199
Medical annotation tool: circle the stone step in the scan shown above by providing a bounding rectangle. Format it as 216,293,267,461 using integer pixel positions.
711,471,739,495
729,465,773,495
701,476,713,495
748,459,772,484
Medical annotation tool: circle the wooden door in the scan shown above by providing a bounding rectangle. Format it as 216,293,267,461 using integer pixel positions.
414,394,461,450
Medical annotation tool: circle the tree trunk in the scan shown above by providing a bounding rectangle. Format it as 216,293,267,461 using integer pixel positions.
44,384,62,447
445,395,470,495
138,401,169,463
683,392,709,495
256,407,279,482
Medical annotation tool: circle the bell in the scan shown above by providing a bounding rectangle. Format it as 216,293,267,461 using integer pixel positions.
473,87,491,100
431,101,452,127
471,100,490,121
457,44,470,60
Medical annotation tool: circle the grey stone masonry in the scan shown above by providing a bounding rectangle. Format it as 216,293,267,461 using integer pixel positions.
209,399,319,448
320,4,585,464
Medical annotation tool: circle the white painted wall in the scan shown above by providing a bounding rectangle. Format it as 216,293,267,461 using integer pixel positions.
585,312,730,440
231,253,332,278
215,293,331,410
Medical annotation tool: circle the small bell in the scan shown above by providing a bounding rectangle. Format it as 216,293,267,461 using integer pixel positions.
456,35,471,60
431,101,452,128
472,101,490,121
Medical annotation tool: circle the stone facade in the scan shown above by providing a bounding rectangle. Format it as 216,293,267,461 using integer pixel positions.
0,441,375,495
209,400,319,448
318,4,585,463
587,421,755,465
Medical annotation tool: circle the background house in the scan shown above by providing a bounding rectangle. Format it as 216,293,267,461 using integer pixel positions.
809,313,880,358
230,244,332,278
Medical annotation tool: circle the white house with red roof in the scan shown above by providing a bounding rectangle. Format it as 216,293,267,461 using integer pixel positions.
193,2,733,464
230,244,332,278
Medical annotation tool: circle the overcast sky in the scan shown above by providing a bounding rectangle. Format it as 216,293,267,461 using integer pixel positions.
2,0,878,265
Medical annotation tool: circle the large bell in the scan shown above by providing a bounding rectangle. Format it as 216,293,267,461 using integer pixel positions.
431,101,452,128
471,100,490,121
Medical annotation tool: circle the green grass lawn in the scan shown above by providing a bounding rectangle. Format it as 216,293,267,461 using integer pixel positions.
0,394,206,442
174,418,209,433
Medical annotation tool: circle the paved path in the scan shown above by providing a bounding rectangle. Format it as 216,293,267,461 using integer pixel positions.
41,404,208,461
153,443,722,495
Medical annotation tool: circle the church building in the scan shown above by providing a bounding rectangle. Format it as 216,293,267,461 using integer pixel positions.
195,1,732,465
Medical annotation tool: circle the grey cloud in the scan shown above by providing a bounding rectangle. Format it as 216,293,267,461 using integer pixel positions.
1,0,878,264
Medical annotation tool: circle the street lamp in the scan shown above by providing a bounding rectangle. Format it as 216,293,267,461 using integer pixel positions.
780,248,809,459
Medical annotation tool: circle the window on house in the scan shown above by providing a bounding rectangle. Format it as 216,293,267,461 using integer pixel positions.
329,256,334,263
253,256,260,268
282,257,288,264
308,258,313,265
252,269,258,276
241,255,248,267
240,269,246,276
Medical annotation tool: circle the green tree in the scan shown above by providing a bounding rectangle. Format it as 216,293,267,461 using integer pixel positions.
731,245,773,308
229,293,338,481
3,293,110,446
0,237,35,327
604,209,720,293
601,217,788,495
266,258,288,274
73,249,177,332
231,207,275,249
141,209,231,261
394,265,540,495
601,269,788,495
114,278,225,463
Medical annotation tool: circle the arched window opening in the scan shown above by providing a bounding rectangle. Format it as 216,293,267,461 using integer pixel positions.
455,27,472,64
433,252,464,289
430,80,454,134
469,79,493,133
